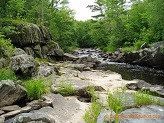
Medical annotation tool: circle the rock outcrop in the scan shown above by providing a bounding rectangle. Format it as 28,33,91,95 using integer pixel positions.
0,80,26,107
9,23,64,60
115,41,164,69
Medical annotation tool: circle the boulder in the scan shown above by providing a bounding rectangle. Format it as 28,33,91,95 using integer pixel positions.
0,80,26,107
9,54,36,77
4,112,55,123
126,80,164,97
119,105,164,123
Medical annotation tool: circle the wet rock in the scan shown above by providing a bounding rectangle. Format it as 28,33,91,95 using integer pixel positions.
0,105,21,112
9,54,36,77
97,110,116,123
0,80,26,107
119,105,164,123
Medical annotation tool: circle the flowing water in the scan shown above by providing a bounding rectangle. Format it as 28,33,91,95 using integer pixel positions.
75,48,164,86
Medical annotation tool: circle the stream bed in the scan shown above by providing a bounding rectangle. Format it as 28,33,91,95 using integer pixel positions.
75,48,164,86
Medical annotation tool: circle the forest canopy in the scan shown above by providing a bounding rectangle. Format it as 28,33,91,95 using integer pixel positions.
0,0,164,52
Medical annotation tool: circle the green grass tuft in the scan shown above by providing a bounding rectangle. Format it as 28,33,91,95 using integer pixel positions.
133,90,164,107
83,86,101,123
25,78,49,100
107,90,123,114
0,68,17,81
56,82,75,96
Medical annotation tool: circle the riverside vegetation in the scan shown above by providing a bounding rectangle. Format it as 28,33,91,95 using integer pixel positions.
0,0,164,52
83,88,164,123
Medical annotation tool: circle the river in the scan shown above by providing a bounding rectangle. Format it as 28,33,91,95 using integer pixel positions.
75,48,164,86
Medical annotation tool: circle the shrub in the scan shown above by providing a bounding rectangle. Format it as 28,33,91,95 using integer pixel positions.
25,78,48,100
0,33,15,57
0,68,17,81
56,82,75,96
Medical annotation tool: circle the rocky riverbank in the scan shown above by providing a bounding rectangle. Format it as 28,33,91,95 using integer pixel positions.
0,22,164,123
1,50,164,122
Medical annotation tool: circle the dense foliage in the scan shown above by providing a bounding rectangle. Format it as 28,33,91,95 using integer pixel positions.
0,0,164,52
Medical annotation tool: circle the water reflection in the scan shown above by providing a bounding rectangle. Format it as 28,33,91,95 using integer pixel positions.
104,63,164,85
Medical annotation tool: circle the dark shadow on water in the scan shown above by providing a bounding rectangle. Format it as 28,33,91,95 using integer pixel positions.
102,63,164,86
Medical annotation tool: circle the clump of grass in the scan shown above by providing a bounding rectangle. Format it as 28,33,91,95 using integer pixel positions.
56,82,75,96
133,90,164,107
83,86,101,123
25,78,49,100
107,89,123,115
0,68,17,81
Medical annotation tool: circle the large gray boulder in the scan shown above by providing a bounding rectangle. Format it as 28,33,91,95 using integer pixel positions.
119,105,164,123
9,54,36,77
0,80,26,107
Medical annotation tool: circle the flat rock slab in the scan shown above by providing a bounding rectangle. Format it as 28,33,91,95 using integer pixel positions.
119,105,164,123
34,94,88,123
0,105,21,112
